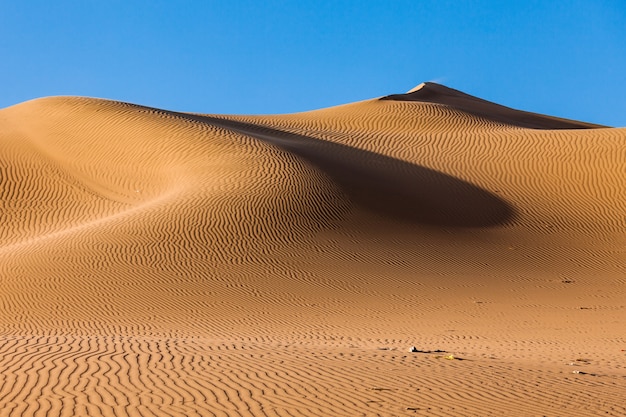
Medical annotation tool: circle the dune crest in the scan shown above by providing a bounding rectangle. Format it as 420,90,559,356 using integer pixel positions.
406,82,427,93
383,82,608,129
1,85,625,416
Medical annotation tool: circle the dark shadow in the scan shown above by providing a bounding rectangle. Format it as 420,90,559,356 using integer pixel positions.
170,112,516,228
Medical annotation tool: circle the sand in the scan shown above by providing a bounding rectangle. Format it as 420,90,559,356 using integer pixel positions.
0,82,624,416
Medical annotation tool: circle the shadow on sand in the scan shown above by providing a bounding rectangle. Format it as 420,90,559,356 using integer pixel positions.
181,113,516,228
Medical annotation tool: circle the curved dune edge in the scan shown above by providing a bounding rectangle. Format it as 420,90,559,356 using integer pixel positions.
382,82,609,129
1,86,625,416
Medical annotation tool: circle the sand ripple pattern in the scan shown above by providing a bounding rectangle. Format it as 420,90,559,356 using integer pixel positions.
1,87,625,416
1,335,625,417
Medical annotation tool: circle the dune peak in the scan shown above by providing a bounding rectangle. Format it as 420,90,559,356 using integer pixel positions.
406,82,426,93
383,82,606,129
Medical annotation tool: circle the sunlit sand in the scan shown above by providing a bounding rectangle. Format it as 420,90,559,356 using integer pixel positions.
1,83,624,416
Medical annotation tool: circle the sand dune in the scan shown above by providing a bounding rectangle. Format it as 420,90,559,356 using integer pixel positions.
1,84,624,416
387,82,608,129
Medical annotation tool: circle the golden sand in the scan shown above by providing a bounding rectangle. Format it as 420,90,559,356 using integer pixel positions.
1,83,624,416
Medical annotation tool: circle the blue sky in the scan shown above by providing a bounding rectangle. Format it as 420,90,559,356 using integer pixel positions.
1,1,625,126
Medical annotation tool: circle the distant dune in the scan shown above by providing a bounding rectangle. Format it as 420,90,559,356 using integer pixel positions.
1,84,624,416
385,82,608,129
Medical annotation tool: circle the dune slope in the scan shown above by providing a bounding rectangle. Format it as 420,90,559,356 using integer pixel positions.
383,82,608,129
1,84,625,416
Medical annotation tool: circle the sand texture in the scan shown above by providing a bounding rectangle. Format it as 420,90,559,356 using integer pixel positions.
1,83,625,416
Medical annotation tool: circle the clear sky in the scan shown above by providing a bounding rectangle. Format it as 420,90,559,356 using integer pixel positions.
1,1,625,126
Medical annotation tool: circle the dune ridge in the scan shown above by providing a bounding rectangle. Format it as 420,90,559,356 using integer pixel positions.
382,82,608,129
1,84,625,416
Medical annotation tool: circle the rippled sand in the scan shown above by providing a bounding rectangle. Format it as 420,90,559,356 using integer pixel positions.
1,83,624,416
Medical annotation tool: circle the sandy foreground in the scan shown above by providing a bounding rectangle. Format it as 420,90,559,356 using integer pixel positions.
0,83,624,416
